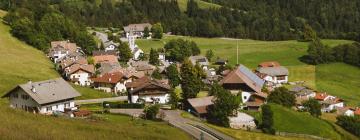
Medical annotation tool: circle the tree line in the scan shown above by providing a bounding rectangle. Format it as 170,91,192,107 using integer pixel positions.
2,0,359,41
1,0,96,54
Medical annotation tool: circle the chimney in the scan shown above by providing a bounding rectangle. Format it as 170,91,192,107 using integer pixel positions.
31,85,36,93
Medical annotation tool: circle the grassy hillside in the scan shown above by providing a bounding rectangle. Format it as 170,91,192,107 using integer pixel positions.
0,10,190,140
316,63,360,106
177,0,221,12
270,104,341,139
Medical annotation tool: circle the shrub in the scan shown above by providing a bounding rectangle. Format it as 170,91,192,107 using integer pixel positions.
143,104,160,120
103,101,144,109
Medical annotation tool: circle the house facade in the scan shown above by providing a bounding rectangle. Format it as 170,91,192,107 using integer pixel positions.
123,23,152,39
1,78,80,114
315,93,344,112
48,41,78,63
126,77,171,104
91,72,129,93
256,61,288,85
64,64,95,86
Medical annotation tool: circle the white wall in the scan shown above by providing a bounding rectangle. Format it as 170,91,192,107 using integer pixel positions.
115,82,127,93
53,51,68,63
70,72,91,86
105,45,116,51
131,94,169,104
39,100,76,114
241,92,252,103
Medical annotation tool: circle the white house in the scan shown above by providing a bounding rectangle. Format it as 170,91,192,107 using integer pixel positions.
256,66,289,85
126,76,171,104
103,41,118,51
1,78,80,114
64,64,95,86
123,23,152,39
127,32,144,60
91,72,129,93
315,93,344,112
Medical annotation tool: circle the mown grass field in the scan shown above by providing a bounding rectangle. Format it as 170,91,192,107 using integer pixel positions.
177,0,221,12
0,11,190,140
270,104,342,139
72,84,116,100
138,35,360,106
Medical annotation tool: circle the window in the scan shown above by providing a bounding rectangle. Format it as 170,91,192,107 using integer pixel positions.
46,107,52,111
21,95,29,100
13,93,18,98
243,96,247,100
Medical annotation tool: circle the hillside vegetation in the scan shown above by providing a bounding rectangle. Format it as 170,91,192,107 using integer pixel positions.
177,0,221,11
0,10,190,140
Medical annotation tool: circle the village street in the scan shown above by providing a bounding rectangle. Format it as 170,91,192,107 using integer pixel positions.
110,109,234,140
75,96,128,104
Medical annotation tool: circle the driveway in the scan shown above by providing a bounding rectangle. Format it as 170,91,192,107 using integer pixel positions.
110,109,234,140
75,96,127,104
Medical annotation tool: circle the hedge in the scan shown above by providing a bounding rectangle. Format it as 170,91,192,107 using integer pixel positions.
103,101,144,109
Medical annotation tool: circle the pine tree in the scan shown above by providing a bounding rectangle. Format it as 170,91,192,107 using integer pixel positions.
151,23,163,39
118,42,132,63
151,67,162,80
206,49,214,62
261,105,275,134
143,26,150,38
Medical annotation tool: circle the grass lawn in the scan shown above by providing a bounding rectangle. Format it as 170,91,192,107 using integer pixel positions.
270,104,342,139
72,84,116,100
0,11,190,140
177,0,221,12
316,63,360,106
208,124,309,140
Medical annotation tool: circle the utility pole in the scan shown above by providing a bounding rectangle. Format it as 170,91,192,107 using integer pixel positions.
237,40,239,65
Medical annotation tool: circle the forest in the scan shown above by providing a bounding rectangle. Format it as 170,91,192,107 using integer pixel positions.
0,0,359,51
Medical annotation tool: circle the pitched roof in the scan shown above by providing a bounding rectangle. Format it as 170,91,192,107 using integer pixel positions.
187,96,214,114
315,92,328,101
256,66,289,76
258,61,281,68
98,62,122,75
2,78,80,105
126,76,151,88
92,50,118,56
290,86,306,93
129,81,171,95
123,23,152,32
65,64,95,75
220,65,265,93
189,55,209,66
91,72,125,84
50,41,77,53
93,55,118,64
60,57,87,70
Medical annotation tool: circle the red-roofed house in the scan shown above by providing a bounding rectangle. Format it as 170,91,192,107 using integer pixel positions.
354,108,360,116
93,55,118,64
315,92,344,112
48,41,78,63
91,72,129,93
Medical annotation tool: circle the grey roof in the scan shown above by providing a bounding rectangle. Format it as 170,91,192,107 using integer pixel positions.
3,78,80,105
98,62,122,75
189,56,209,66
123,23,152,32
290,86,306,92
256,66,289,76
239,64,265,88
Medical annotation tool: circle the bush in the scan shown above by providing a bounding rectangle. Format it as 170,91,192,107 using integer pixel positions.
143,104,160,120
336,115,360,136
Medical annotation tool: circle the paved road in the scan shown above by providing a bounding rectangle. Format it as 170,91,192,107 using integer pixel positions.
75,96,127,104
110,109,234,140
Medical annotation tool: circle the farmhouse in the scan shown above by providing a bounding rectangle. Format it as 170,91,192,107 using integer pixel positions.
337,107,356,116
123,23,152,38
189,55,209,70
126,76,171,104
290,86,316,99
64,64,95,86
255,61,288,85
103,40,118,51
220,65,267,110
48,41,78,63
59,57,87,70
91,72,129,93
315,93,344,112
2,78,80,114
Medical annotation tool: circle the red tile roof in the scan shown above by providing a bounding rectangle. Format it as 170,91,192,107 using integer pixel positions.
315,92,328,101
93,55,118,64
66,64,95,75
258,61,281,68
354,109,360,116
91,72,125,84
51,41,77,53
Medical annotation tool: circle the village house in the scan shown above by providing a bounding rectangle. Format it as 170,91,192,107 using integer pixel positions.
48,41,78,63
290,86,316,99
130,61,155,75
1,78,80,114
92,50,118,57
220,65,267,110
189,55,209,70
93,55,119,64
337,107,357,116
255,61,288,85
97,62,122,75
91,72,129,93
123,23,152,39
315,92,344,112
186,96,214,117
64,64,95,86
103,40,118,51
126,76,171,104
